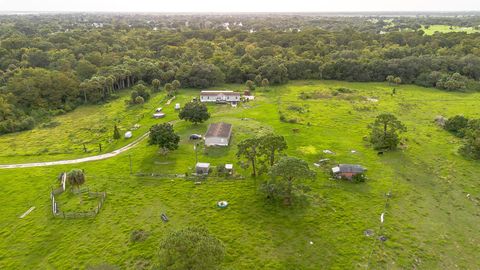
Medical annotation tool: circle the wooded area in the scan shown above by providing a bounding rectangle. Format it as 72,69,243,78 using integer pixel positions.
1,13,480,134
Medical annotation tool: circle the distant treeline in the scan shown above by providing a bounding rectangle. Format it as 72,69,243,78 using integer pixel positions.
1,14,480,134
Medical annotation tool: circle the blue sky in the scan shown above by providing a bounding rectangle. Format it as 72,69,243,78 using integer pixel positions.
0,0,479,12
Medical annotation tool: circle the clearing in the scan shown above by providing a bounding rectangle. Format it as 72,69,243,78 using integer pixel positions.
0,81,479,269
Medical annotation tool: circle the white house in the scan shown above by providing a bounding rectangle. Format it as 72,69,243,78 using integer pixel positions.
200,90,241,103
204,122,233,146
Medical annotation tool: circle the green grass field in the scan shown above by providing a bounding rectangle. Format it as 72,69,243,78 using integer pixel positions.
1,81,480,269
421,24,480,35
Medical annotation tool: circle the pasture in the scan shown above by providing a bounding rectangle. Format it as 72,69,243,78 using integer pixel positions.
0,81,479,269
421,24,480,35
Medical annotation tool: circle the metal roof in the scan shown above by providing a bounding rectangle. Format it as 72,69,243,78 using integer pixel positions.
205,122,233,139
196,162,210,168
201,90,240,96
333,164,365,173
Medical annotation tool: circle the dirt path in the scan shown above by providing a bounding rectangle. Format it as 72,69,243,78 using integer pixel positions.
0,132,150,169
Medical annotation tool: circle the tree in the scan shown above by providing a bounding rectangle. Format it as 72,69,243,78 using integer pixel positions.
148,123,180,154
164,83,173,96
130,90,139,101
393,76,402,85
258,133,287,166
113,124,120,140
176,62,225,88
386,75,395,84
178,101,210,124
152,78,161,92
0,95,13,121
159,227,225,270
134,96,144,104
25,48,49,68
76,60,97,80
444,115,469,137
254,75,262,86
258,60,288,84
132,84,151,101
369,113,407,150
172,79,181,90
67,169,86,191
236,137,261,176
262,156,316,206
461,119,480,159
261,78,269,87
436,73,468,91
245,80,255,91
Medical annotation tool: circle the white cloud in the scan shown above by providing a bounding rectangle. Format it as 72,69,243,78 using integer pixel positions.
0,0,478,12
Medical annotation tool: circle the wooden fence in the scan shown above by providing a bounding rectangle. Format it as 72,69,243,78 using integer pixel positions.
50,172,107,219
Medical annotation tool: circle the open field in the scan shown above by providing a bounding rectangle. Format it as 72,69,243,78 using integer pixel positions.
1,81,480,269
0,88,219,164
421,24,480,35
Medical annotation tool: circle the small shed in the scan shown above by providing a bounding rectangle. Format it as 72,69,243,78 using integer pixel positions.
196,162,210,175
332,164,365,179
175,103,181,110
225,164,233,174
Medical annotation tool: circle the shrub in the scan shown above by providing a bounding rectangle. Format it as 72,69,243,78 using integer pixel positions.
134,96,145,104
335,87,355,94
351,173,366,183
159,227,225,270
130,229,149,243
287,105,305,113
444,115,469,137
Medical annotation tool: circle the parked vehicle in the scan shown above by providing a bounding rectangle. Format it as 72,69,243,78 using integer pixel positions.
189,134,203,140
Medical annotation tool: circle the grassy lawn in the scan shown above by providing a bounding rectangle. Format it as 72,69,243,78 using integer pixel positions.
0,88,210,164
1,81,480,269
421,24,480,35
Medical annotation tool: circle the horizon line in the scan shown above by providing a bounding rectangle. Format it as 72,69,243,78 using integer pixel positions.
1,10,480,14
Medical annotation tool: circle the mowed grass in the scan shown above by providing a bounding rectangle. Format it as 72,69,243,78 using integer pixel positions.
421,24,480,35
0,88,206,164
0,81,480,269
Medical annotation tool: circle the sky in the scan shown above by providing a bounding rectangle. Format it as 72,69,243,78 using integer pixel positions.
0,0,479,13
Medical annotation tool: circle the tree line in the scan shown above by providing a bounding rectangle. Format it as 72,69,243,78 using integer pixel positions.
2,14,480,134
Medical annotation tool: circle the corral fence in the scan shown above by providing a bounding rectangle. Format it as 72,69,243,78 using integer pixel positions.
50,172,107,219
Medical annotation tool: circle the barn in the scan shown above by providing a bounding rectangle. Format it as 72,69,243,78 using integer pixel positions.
204,122,232,146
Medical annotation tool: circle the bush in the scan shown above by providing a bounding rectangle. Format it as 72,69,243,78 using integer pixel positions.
444,115,469,137
159,227,225,270
130,229,149,243
134,96,145,104
216,163,226,174
351,173,366,183
287,105,305,113
335,87,355,94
